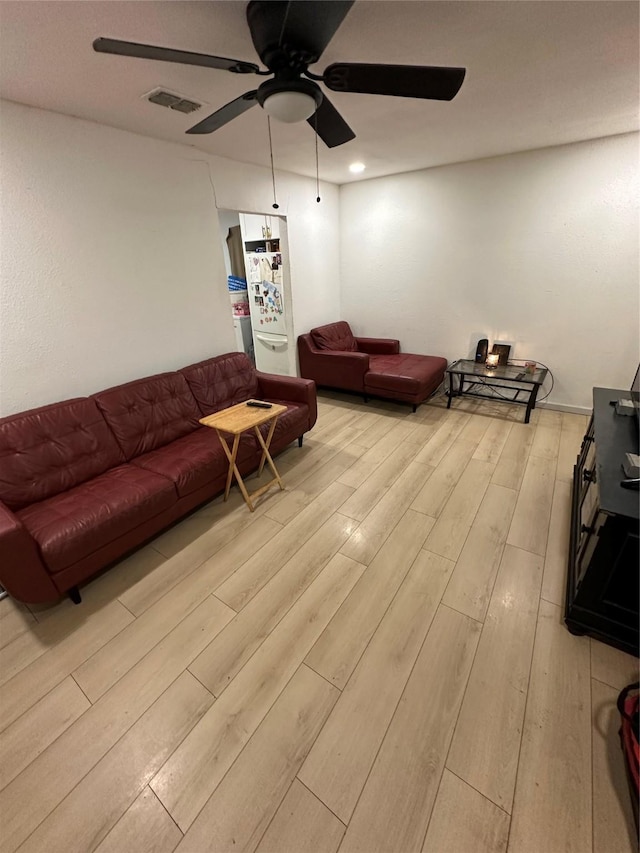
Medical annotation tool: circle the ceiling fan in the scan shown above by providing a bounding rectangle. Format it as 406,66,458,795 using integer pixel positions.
93,0,466,148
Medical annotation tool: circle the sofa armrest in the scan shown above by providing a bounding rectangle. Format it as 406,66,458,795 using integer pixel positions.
256,372,318,431
0,501,59,603
355,337,401,355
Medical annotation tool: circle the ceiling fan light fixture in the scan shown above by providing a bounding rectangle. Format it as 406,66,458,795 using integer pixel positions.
257,77,323,124
262,90,318,123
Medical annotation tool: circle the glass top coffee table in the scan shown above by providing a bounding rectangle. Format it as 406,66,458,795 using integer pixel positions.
446,359,548,423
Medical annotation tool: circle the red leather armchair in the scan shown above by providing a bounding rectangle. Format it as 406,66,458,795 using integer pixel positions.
298,321,447,410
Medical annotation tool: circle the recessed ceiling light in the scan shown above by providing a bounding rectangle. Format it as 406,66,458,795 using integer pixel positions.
349,162,366,174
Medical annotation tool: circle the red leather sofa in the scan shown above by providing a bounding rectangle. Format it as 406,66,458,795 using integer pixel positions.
0,352,316,604
298,321,447,411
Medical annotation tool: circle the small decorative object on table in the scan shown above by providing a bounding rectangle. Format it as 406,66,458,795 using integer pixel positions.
491,343,511,366
525,361,537,374
485,353,500,369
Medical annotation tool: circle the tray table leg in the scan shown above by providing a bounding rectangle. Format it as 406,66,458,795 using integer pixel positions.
254,419,284,490
217,430,255,510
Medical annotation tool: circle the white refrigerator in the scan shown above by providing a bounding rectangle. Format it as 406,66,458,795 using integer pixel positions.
245,250,289,375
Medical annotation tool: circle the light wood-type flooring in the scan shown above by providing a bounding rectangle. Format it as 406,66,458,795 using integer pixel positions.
1,390,638,853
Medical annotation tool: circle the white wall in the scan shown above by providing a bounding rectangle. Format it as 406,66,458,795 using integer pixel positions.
0,100,341,415
340,133,640,410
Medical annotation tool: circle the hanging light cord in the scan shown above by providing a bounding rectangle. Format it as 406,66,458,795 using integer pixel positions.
267,115,279,209
315,112,321,203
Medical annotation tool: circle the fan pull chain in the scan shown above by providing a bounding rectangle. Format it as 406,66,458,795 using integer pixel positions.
315,111,321,203
267,115,279,209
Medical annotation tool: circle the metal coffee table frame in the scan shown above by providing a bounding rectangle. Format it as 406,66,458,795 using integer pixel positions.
446,359,548,424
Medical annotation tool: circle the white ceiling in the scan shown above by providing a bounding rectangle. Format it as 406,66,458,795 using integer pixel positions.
0,1,638,185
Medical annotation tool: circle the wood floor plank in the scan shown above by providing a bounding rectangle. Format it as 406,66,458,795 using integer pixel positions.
422,458,494,562
541,479,571,606
265,449,365,526
351,415,396,450
447,545,543,813
562,412,588,433
18,672,212,853
306,510,435,690
338,422,419,489
506,454,556,556
0,597,133,690
491,422,535,491
0,600,133,732
0,596,232,852
530,423,561,461
473,418,513,464
422,770,510,853
411,439,477,518
413,412,469,468
441,484,517,621
215,482,354,610
150,495,260,560
119,516,281,617
533,408,563,427
94,788,182,853
255,780,345,853
591,678,638,853
339,605,481,853
556,428,582,484
150,553,366,831
508,600,592,853
189,513,358,696
175,665,338,853
0,676,90,791
299,549,453,822
339,441,421,522
340,463,434,565
0,601,35,651
590,640,639,692
75,517,279,701
458,414,492,446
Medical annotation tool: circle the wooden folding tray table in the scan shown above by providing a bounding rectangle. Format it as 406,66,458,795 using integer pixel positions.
199,400,287,512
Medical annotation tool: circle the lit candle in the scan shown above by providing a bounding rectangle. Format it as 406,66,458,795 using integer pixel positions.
486,353,500,369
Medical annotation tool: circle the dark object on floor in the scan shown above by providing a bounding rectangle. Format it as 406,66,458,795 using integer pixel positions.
617,681,639,833
298,321,446,410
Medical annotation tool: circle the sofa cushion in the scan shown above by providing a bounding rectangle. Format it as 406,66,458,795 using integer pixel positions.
0,399,125,511
17,465,176,574
366,354,447,396
180,352,259,415
132,426,254,499
93,373,201,460
310,322,358,352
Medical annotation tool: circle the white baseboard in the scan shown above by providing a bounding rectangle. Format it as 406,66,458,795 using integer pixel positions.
537,401,592,416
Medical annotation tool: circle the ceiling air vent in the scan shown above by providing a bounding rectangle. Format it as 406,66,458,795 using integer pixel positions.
143,87,204,115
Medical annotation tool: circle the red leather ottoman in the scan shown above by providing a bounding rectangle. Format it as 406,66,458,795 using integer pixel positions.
365,354,448,407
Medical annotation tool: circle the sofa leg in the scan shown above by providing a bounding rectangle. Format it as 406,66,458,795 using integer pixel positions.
412,404,418,413
68,586,82,605
363,395,369,404
298,436,303,447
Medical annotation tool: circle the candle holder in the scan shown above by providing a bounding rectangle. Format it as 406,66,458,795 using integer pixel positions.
485,353,500,369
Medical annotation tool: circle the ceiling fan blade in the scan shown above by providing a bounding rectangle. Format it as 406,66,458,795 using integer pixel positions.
247,1,354,64
323,63,466,101
308,94,355,148
93,38,260,74
186,91,259,134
